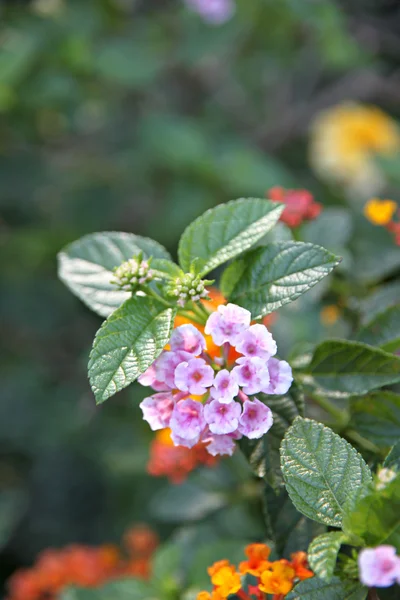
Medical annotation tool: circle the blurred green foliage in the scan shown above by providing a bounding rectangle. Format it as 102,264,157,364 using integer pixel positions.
0,0,400,595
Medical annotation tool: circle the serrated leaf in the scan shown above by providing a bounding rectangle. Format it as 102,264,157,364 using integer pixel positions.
88,296,176,403
280,418,372,527
357,305,400,353
220,259,246,299
342,475,400,550
308,532,348,581
305,340,400,395
359,282,400,325
58,232,172,317
227,242,340,318
61,579,156,600
350,391,400,448
286,576,367,600
384,441,400,469
239,391,303,490
178,198,283,275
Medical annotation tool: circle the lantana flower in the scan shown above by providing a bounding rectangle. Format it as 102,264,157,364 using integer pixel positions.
358,545,400,588
139,302,293,457
268,186,322,228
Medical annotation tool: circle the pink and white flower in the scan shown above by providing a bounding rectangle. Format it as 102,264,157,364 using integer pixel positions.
139,392,175,430
170,324,206,356
205,303,251,346
235,324,277,360
238,399,273,439
138,362,170,391
210,369,239,403
156,350,193,388
204,399,242,434
174,357,214,395
358,546,400,587
263,358,293,395
206,434,236,456
170,399,205,448
232,356,270,395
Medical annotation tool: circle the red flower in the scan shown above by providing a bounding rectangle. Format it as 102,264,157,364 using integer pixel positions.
268,186,322,228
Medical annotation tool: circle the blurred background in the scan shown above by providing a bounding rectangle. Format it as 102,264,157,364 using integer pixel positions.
1,0,400,595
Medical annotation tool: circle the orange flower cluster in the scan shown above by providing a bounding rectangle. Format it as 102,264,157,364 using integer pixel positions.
197,543,313,600
147,428,218,483
268,187,322,229
6,525,158,600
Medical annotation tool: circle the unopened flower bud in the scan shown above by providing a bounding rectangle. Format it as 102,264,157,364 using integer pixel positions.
111,255,155,291
166,272,211,307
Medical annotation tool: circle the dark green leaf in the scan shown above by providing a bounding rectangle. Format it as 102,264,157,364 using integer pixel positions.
280,418,372,527
240,391,303,490
350,391,400,448
178,198,283,275
359,282,400,325
305,340,400,395
357,305,400,353
228,242,340,318
58,232,171,317
88,296,176,403
286,576,367,600
384,441,400,470
308,532,348,581
263,484,325,557
302,208,353,252
151,259,182,280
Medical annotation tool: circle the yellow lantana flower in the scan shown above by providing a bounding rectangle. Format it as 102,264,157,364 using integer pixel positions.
259,560,296,595
310,103,400,195
364,198,397,226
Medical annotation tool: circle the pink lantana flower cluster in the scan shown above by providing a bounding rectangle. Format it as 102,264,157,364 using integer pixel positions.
139,304,293,457
359,545,400,588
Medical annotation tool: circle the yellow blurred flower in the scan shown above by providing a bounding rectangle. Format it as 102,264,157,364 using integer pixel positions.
320,305,340,326
364,198,397,226
310,103,400,195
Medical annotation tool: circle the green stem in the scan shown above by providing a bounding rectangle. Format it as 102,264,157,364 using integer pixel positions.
308,391,349,428
178,310,205,325
189,301,208,325
143,287,174,308
345,429,382,455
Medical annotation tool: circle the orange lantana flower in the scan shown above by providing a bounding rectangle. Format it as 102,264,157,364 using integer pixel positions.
239,543,271,576
290,551,314,580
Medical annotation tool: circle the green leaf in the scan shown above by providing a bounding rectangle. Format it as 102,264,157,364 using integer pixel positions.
304,340,400,395
240,390,303,490
178,198,283,275
301,208,353,252
58,232,172,317
220,259,246,299
350,391,400,448
88,296,176,403
384,441,400,469
151,259,182,280
308,532,348,581
286,576,367,600
61,579,156,600
357,305,400,353
227,242,340,318
280,418,372,527
263,484,325,557
359,282,400,325
342,474,400,550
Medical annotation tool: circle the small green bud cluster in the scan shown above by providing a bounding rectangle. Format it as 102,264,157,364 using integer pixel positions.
111,255,154,291
166,272,211,307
